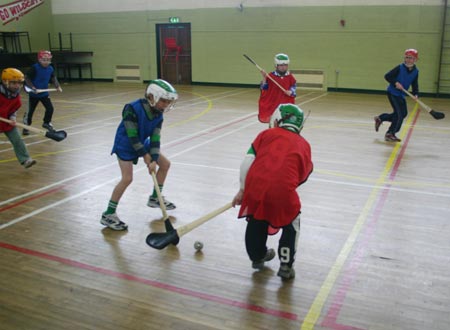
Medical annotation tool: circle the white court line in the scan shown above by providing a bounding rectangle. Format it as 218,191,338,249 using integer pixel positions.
0,113,257,206
309,177,450,198
297,92,327,107
0,163,116,207
71,89,144,103
0,91,329,229
171,161,450,199
0,89,253,153
63,82,244,103
0,121,257,230
0,111,258,206
56,87,247,108
49,89,252,133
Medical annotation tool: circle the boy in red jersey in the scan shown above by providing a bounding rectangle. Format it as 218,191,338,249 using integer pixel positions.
258,53,297,123
232,104,312,280
0,68,36,168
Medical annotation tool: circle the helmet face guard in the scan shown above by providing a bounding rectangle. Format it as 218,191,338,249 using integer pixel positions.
269,104,304,133
145,79,178,112
404,48,418,67
404,48,418,60
38,50,52,61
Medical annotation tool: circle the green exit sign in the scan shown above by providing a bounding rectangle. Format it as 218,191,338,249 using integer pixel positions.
169,17,180,23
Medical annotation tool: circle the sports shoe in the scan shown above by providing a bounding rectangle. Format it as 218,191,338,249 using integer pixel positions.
147,196,176,210
22,129,29,135
385,133,401,142
277,264,296,280
100,213,128,231
252,248,276,270
374,116,382,132
22,158,36,169
42,122,55,132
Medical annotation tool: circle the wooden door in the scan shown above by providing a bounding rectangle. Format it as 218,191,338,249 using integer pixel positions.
156,23,191,85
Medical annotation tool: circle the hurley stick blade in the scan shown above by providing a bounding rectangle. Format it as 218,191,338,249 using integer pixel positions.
146,230,180,250
430,110,445,120
45,130,67,142
146,202,232,250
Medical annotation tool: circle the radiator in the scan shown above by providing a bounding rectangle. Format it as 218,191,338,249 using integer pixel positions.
114,65,141,82
291,69,325,90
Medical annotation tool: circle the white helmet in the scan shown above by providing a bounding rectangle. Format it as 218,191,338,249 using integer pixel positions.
274,53,290,66
145,79,178,112
269,104,305,133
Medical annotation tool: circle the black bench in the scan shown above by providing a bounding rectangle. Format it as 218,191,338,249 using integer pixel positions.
56,62,93,81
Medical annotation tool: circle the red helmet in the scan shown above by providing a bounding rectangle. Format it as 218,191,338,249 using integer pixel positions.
404,49,418,59
38,50,52,60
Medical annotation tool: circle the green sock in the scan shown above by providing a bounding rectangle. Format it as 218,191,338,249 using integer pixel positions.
105,200,118,215
151,184,164,198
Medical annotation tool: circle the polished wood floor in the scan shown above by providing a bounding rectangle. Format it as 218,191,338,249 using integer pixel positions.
1,82,450,330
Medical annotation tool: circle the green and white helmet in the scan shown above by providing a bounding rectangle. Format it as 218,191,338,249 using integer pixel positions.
269,104,305,133
274,53,290,66
145,79,178,111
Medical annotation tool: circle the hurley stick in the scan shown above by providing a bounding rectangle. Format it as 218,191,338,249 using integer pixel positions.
24,85,58,94
403,89,445,120
146,202,233,250
0,117,67,142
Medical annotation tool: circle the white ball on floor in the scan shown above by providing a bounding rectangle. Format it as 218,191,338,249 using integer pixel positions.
194,241,203,251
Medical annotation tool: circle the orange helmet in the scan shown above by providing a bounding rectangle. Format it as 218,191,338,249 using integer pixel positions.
404,49,418,59
1,68,24,82
38,50,52,60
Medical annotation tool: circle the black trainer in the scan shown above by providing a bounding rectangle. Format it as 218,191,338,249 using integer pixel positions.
42,122,55,132
252,248,276,270
277,264,296,280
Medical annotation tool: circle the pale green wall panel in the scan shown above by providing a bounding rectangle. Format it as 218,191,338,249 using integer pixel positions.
48,4,444,93
51,11,158,80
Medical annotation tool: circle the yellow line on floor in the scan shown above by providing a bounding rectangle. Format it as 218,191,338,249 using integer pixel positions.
300,104,419,330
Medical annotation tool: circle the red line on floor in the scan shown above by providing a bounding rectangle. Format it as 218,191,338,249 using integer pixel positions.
0,241,298,321
321,110,421,330
0,186,65,213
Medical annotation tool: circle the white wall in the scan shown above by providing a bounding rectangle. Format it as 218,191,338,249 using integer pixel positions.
51,0,443,14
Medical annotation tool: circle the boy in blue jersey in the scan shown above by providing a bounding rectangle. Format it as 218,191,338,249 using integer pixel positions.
101,79,178,231
23,50,62,135
374,49,419,142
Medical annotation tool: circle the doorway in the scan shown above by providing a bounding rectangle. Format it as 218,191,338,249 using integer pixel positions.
156,23,191,85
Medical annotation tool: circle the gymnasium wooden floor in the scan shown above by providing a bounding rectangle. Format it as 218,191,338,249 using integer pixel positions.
1,82,449,330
